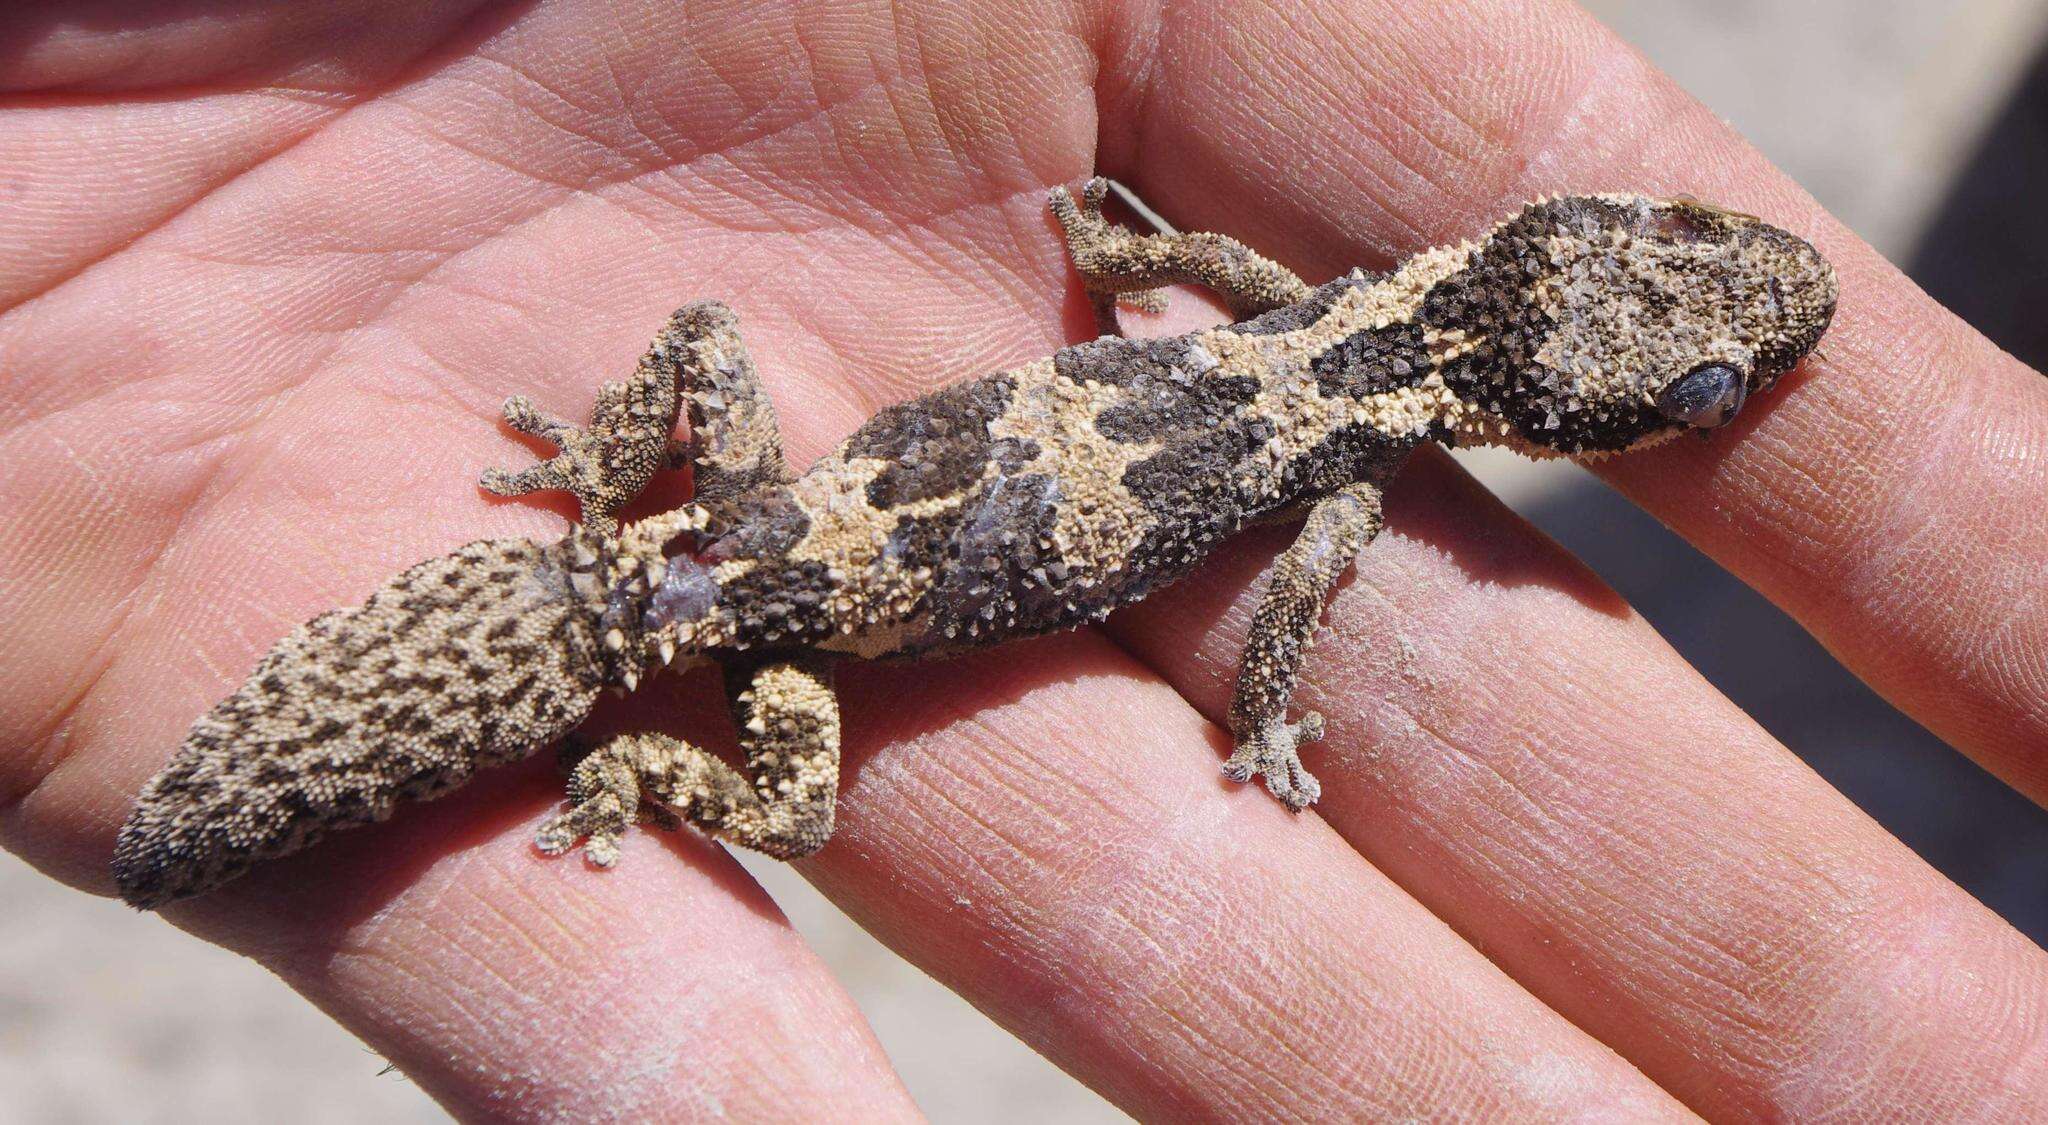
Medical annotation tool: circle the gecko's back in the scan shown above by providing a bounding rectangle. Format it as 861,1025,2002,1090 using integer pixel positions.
644,193,1835,670
662,280,1423,663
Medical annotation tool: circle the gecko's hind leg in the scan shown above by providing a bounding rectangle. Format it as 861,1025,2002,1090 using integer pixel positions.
1049,176,1315,336
665,300,794,525
480,316,693,537
484,301,792,537
536,655,839,864
1226,482,1384,810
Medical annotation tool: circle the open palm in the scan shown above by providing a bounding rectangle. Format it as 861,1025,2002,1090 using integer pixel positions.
5,2,2046,1118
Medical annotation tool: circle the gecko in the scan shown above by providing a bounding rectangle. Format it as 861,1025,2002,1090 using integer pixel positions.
112,180,1837,908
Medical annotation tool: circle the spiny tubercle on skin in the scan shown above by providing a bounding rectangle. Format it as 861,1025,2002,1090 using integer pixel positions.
112,185,1836,907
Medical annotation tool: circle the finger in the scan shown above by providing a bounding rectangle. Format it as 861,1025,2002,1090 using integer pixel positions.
1096,0,2048,797
162,757,920,1121
805,642,1690,1121
1109,449,2048,1118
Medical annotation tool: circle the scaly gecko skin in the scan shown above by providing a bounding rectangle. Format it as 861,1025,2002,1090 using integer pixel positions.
113,181,1835,908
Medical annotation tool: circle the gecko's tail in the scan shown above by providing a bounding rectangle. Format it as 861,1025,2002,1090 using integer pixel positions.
113,529,644,909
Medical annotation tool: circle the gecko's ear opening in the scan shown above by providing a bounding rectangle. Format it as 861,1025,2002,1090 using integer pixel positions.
1655,363,1747,428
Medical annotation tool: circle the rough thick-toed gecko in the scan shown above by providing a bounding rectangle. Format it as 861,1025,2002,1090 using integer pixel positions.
113,180,1836,908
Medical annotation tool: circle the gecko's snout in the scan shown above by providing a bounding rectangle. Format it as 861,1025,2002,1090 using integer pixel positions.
1747,222,1838,385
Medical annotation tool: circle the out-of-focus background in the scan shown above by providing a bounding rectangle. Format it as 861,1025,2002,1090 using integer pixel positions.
6,3,2047,1121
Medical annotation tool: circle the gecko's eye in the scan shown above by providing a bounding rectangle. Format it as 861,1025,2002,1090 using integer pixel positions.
1655,363,1747,428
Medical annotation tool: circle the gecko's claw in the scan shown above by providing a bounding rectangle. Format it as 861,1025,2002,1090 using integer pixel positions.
1224,711,1325,810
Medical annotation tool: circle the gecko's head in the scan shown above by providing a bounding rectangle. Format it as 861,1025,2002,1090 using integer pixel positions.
1437,193,1835,456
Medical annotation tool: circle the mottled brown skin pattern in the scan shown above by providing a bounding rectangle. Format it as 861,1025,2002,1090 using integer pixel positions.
113,533,634,906
114,181,1835,907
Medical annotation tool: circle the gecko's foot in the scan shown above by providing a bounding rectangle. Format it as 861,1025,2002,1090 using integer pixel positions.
481,394,638,535
534,748,675,868
535,806,627,868
1049,177,1170,332
549,735,685,832
1224,711,1326,810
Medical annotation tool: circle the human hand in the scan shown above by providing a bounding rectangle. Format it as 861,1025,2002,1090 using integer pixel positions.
3,2,2043,1118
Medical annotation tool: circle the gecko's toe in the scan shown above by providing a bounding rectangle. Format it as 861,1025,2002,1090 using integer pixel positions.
1268,759,1322,810
536,753,644,867
533,811,580,856
581,830,622,868
479,461,570,500
1224,712,1326,811
535,804,628,867
1295,710,1326,744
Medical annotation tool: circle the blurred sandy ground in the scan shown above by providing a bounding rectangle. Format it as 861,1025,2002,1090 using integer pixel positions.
6,2,2047,1121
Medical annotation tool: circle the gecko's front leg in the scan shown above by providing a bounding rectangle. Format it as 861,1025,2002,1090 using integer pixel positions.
666,300,795,519
1049,177,1315,335
1227,482,1385,810
537,655,840,863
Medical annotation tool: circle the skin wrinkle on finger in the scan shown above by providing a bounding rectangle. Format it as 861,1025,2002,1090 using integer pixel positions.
1108,449,2048,1118
0,2,494,93
0,1,511,316
811,645,1688,1121
0,92,339,312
